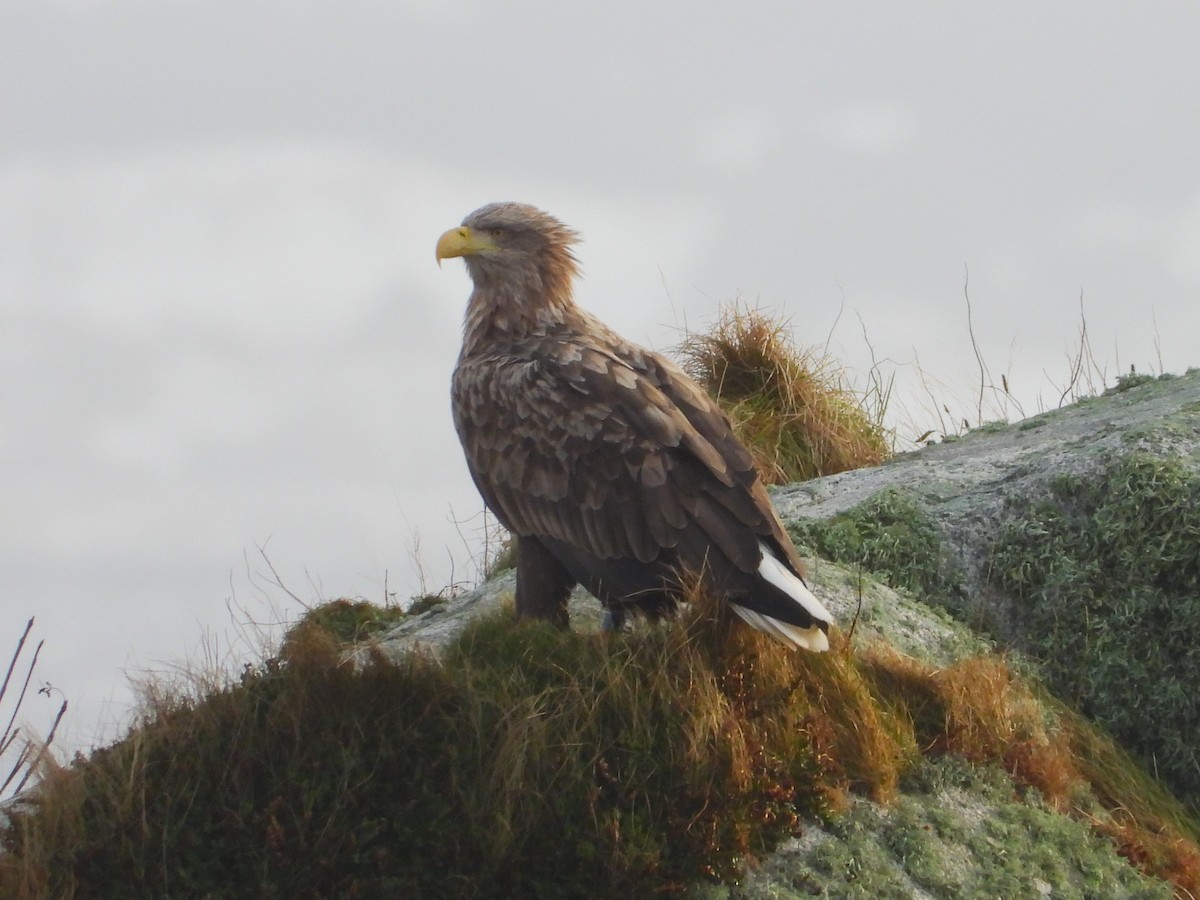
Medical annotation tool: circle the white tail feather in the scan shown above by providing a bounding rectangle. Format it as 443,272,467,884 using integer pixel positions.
729,604,830,652
729,542,834,652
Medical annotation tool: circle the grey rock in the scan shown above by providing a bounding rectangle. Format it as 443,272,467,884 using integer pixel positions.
775,369,1200,632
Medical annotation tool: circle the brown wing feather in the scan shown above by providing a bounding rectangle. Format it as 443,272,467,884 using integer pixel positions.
452,316,800,580
624,338,811,578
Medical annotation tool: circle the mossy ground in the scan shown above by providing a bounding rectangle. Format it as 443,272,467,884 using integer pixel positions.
788,488,963,605
770,366,1200,831
0,603,880,899
4,594,1198,898
989,451,1200,815
716,757,1173,899
778,482,1200,894
283,598,408,645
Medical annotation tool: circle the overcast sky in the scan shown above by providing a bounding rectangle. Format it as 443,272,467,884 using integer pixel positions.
4,1,1199,756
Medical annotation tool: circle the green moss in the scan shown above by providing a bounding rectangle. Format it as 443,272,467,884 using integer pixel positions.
286,598,407,644
789,489,962,604
727,758,1173,899
971,420,1009,435
1105,372,1158,395
406,593,448,616
989,453,1200,813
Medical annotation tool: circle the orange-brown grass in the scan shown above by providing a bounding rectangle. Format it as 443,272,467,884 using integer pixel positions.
934,655,1083,806
861,647,1073,794
678,303,891,484
671,575,916,804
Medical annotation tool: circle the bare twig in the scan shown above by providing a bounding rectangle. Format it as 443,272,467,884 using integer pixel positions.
912,348,951,440
0,618,34,731
822,286,847,359
1152,307,1164,376
1048,289,1107,407
0,638,44,754
963,265,992,428
1,618,67,801
845,568,865,649
249,542,308,609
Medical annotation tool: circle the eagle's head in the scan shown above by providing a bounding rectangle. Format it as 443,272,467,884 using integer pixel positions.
436,202,580,300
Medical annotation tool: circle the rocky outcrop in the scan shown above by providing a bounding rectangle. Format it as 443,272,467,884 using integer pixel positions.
775,369,1200,624
373,369,1200,897
778,370,1200,813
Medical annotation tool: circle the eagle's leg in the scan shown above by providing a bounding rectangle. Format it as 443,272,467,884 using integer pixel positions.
514,536,575,628
601,607,626,632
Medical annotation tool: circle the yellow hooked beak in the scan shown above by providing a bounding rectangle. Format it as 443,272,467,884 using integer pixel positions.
435,225,499,267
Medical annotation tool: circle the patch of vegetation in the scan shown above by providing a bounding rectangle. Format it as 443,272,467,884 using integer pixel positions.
989,452,1200,815
282,598,407,648
739,756,1174,900
1105,371,1158,394
678,304,891,485
0,601,909,899
481,536,516,580
861,647,1200,895
406,593,448,616
4,595,1197,898
788,488,962,604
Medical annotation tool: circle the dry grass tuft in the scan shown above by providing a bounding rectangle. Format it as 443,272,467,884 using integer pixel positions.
863,647,1090,810
678,303,891,484
934,656,1083,807
669,572,916,806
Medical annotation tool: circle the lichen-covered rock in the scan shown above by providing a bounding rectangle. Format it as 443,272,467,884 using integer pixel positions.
775,370,1200,811
707,758,1172,900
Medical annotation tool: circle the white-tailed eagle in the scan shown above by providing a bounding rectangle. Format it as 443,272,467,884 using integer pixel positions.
437,202,833,651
